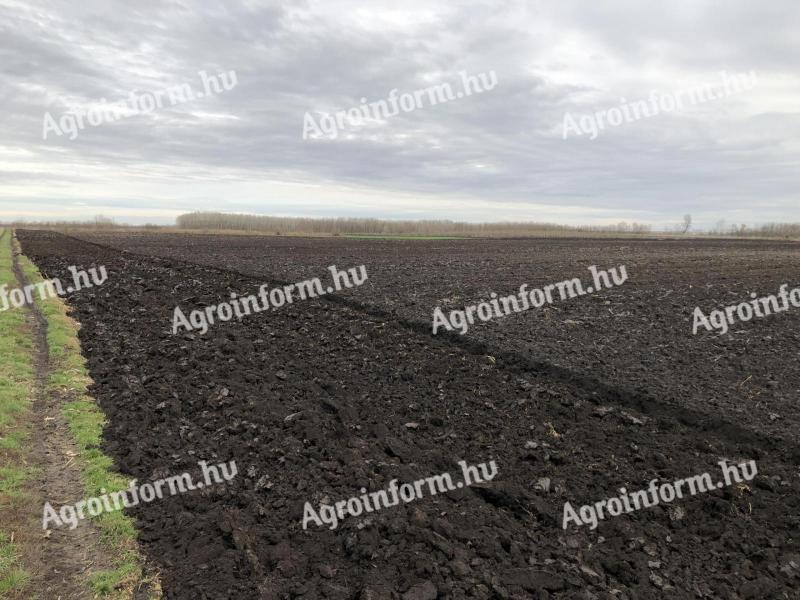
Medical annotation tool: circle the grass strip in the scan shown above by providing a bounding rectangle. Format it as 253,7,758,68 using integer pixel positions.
14,234,156,598
0,228,33,595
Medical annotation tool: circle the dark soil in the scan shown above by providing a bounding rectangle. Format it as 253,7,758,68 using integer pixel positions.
76,232,800,445
17,230,800,599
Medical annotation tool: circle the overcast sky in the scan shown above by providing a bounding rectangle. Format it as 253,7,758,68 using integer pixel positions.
1,0,798,228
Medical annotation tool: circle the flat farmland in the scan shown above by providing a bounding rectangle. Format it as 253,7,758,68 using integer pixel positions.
17,230,800,599
78,231,800,443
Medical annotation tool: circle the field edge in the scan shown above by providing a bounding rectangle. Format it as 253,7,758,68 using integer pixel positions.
12,230,160,599
0,228,34,596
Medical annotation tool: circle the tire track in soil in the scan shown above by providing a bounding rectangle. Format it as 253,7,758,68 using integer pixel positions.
9,235,117,599
60,232,800,464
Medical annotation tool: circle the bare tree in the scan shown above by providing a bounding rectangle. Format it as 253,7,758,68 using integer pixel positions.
680,214,692,234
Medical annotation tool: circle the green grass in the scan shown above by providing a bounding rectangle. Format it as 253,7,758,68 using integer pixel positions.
14,237,153,598
0,430,27,452
0,237,34,436
0,466,33,501
0,228,33,595
0,532,29,595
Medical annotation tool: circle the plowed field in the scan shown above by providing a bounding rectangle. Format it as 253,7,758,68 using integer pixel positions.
18,230,800,599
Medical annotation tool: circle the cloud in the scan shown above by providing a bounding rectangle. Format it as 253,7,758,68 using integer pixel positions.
0,0,798,227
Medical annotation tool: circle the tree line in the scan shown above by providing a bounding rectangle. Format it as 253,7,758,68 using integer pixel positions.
174,212,654,236
5,212,799,238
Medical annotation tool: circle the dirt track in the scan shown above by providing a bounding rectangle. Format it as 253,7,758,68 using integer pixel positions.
7,235,117,598
18,230,800,599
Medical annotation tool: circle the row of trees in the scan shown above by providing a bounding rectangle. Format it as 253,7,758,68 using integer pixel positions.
707,220,800,238
7,213,798,239
6,216,162,230
174,212,654,237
